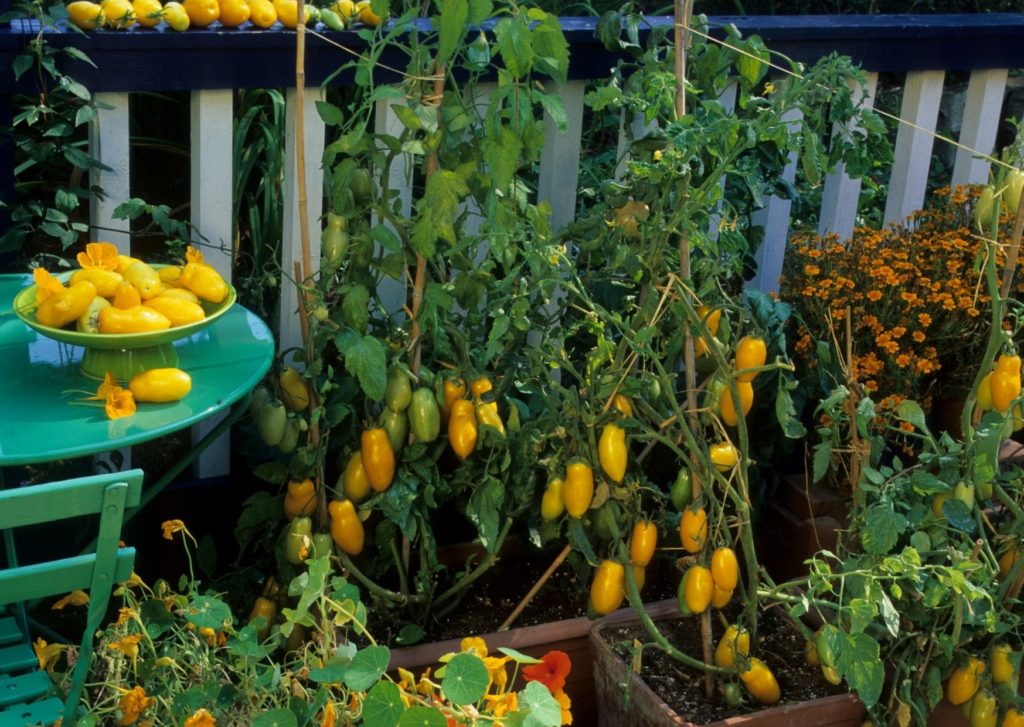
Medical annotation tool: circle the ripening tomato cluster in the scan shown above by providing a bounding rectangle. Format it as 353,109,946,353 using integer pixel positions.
33,241,226,334
941,646,1023,727
65,0,383,32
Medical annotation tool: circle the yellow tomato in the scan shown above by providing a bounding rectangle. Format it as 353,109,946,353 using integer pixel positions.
218,0,249,24
130,0,161,25
946,657,984,706
162,2,190,30
540,478,565,521
100,0,136,27
354,0,383,26
128,368,192,403
247,0,277,27
71,268,123,298
183,0,218,26
590,560,625,615
719,380,754,426
714,625,749,668
67,1,104,29
37,281,97,329
710,546,739,591
330,0,355,19
143,296,205,327
328,499,364,555
679,506,707,554
340,451,370,502
563,461,594,518
740,658,781,705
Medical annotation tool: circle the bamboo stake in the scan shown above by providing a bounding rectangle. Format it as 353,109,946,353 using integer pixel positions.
673,0,712,701
499,543,572,631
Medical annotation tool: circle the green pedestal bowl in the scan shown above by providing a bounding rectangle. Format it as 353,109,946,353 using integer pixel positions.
12,269,237,380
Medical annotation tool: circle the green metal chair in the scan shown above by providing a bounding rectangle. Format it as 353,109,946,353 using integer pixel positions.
0,469,143,726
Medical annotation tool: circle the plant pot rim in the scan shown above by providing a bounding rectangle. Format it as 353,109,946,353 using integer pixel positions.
388,599,678,671
589,601,865,727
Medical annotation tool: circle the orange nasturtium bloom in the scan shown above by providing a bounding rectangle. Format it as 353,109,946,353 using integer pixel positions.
51,590,90,610
115,685,154,726
183,708,216,727
105,385,136,420
522,650,572,693
33,268,65,302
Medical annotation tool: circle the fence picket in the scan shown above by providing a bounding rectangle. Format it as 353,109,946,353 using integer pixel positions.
952,68,1008,188
189,88,235,478
749,108,802,294
279,86,327,356
818,73,879,242
373,96,413,319
884,70,945,225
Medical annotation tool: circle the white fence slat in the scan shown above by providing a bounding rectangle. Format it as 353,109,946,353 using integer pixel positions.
88,93,131,250
818,72,879,242
952,68,1008,188
373,96,413,319
279,86,326,355
749,108,803,294
189,89,235,478
884,70,945,225
538,81,585,230
89,92,132,473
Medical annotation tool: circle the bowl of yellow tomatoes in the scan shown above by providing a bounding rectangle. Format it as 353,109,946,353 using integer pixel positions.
13,244,235,379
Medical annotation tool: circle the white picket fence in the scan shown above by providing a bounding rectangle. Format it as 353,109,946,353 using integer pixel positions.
79,23,1017,477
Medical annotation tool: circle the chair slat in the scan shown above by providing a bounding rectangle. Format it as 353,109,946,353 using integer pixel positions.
0,696,63,726
0,472,142,530
0,551,135,607
0,671,51,708
0,620,20,648
0,643,36,674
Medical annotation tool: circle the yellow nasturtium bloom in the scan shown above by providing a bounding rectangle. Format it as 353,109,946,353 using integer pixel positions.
77,241,119,270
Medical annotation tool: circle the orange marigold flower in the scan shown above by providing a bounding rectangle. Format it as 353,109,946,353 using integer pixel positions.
918,313,932,327
896,354,912,368
803,264,820,276
912,331,926,343
867,290,882,302
523,650,572,693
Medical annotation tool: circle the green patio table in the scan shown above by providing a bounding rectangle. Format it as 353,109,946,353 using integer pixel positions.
0,273,274,501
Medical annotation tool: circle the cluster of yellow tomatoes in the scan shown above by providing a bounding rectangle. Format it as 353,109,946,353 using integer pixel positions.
65,0,382,32
33,242,226,335
977,352,1024,427
942,646,1021,727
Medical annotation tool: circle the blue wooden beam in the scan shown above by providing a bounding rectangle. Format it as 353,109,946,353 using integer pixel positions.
0,14,1022,93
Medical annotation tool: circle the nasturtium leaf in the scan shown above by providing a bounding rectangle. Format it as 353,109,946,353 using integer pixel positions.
362,681,405,727
344,645,391,691
252,709,297,727
498,647,542,664
396,706,447,727
182,594,232,631
440,652,489,705
517,680,562,727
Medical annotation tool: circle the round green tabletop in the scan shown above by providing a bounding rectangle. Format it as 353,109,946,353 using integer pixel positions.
0,274,275,466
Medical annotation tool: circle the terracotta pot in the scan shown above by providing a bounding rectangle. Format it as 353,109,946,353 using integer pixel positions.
589,601,866,727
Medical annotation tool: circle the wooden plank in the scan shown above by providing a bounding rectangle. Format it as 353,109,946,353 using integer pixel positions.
537,81,585,231
279,86,326,355
373,95,413,319
189,88,235,478
951,68,1008,187
749,109,802,294
818,72,879,242
884,70,945,225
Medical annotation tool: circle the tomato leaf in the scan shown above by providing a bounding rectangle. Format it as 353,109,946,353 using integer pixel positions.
836,632,883,708
465,475,504,551
434,0,468,65
859,503,906,556
339,334,388,402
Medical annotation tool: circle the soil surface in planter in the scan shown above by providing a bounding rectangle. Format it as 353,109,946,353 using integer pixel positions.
419,549,677,642
600,608,848,723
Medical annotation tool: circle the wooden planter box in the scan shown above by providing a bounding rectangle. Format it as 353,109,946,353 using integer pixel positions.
589,602,866,727
388,601,679,727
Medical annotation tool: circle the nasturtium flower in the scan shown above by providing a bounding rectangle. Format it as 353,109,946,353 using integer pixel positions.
115,685,153,726
554,689,573,725
108,633,143,670
77,241,119,270
33,638,67,673
51,590,89,609
484,655,511,693
162,519,194,542
484,690,518,718
183,708,216,727
522,650,571,693
105,385,136,420
460,636,488,659
32,268,64,302
186,245,206,265
319,701,337,727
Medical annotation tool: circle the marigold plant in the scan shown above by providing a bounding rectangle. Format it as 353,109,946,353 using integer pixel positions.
782,186,1023,411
